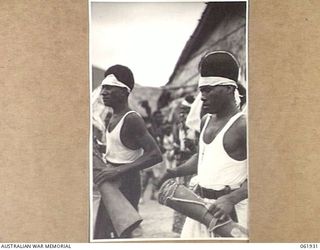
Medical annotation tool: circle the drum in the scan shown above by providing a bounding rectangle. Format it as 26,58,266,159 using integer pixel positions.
158,179,248,238
93,155,142,237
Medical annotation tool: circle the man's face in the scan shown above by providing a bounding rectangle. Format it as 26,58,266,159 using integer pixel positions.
179,106,190,123
200,85,231,114
154,112,163,124
100,85,126,107
164,125,172,135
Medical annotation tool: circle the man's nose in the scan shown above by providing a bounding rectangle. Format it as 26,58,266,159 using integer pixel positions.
101,88,108,95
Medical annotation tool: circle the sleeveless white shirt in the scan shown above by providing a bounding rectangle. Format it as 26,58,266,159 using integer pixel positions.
105,111,143,164
197,112,247,190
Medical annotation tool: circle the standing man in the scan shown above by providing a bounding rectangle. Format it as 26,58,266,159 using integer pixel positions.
93,64,162,239
160,51,248,238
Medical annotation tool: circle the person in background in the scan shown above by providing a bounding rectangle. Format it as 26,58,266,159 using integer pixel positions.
150,110,165,150
139,108,166,203
175,95,198,162
171,95,198,235
163,122,176,170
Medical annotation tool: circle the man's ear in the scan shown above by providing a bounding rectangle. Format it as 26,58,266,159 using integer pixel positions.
118,88,128,97
226,86,236,94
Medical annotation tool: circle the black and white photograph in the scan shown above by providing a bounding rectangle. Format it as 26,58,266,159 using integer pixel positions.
90,1,248,241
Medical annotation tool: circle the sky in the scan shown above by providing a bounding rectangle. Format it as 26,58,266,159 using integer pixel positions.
90,2,206,87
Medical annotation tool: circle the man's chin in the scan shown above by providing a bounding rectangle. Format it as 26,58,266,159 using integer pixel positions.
204,110,217,115
203,106,215,114
103,101,112,107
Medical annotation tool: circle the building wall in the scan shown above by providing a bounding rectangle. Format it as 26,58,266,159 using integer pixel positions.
169,11,246,98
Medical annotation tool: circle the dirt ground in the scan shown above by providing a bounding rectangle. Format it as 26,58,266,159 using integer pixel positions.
134,183,180,239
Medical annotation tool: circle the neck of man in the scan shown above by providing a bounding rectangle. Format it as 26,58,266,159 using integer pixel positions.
112,100,130,115
215,101,239,119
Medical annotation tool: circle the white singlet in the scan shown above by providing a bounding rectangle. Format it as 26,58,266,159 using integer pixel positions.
105,111,143,164
197,112,247,190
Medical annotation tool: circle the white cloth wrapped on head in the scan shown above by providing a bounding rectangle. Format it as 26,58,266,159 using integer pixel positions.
198,76,241,108
101,74,131,93
92,73,131,132
185,76,242,132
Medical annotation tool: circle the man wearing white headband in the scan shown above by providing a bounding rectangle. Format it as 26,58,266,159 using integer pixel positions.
159,51,248,238
93,64,162,239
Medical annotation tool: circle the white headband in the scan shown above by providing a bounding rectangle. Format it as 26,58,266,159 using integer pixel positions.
198,76,241,108
198,76,238,88
101,74,131,93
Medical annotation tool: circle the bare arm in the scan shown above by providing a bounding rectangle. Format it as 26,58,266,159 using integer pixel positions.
223,179,248,204
157,115,209,187
170,114,209,177
157,150,198,189
118,114,163,173
225,114,247,161
209,180,248,220
172,153,198,177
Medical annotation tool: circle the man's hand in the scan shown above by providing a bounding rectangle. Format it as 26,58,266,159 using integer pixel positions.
208,195,235,221
208,180,248,221
157,169,177,189
93,165,123,186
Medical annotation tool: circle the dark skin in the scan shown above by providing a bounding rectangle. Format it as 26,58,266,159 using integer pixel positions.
159,84,247,221
209,180,248,221
200,84,246,160
94,84,162,186
202,112,247,161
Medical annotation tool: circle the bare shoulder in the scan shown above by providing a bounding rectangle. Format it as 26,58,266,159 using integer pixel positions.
235,114,246,129
229,114,247,138
123,111,147,135
224,113,247,160
124,111,144,124
122,111,159,151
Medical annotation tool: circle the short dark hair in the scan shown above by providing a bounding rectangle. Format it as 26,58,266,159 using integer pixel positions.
184,95,195,104
199,51,239,82
104,64,135,90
